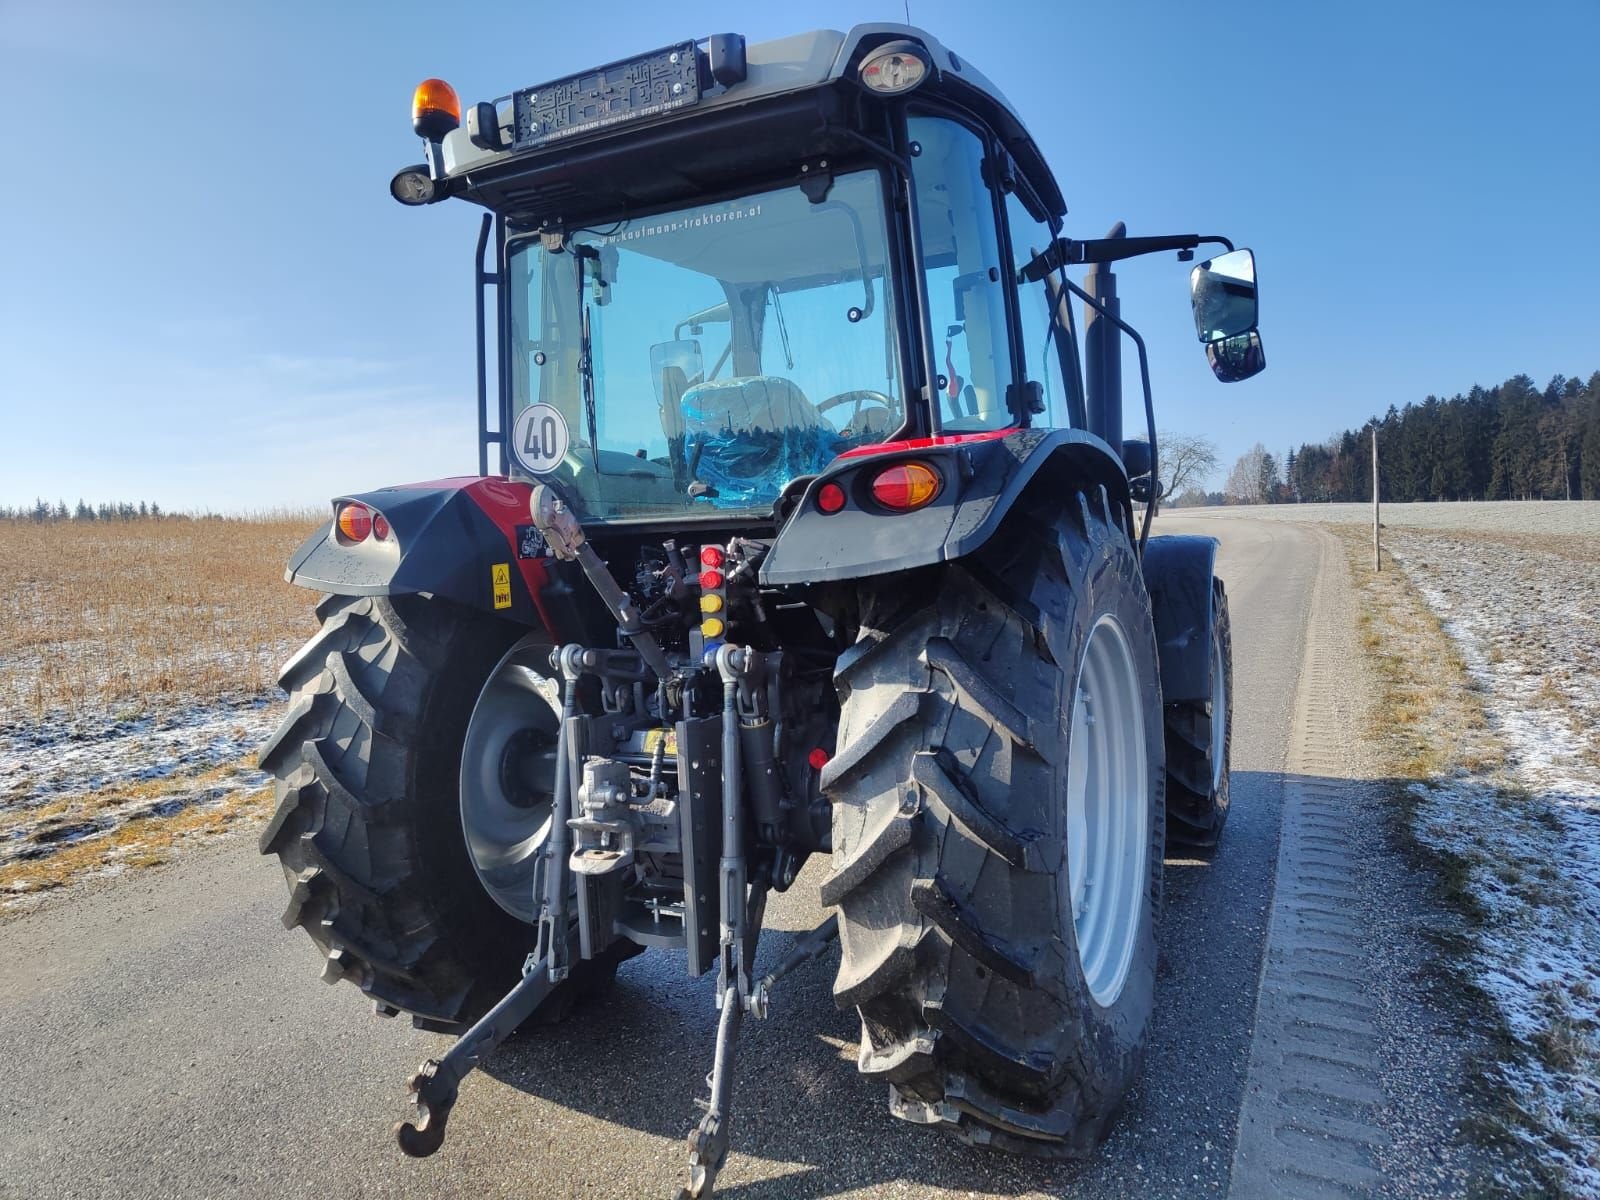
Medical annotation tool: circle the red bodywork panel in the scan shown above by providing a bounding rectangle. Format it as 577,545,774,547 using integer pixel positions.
400,475,563,637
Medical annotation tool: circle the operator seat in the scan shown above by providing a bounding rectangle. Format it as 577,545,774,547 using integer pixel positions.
678,376,824,436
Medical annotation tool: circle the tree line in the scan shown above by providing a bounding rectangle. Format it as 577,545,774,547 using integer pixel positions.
2,499,171,522
1195,370,1600,505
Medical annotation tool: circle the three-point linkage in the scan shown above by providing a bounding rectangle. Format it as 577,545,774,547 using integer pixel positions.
391,480,840,1198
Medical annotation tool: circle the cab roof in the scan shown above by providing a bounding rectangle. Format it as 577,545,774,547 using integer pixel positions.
431,25,1066,223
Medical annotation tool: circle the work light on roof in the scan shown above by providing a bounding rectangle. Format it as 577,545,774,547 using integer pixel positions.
859,42,930,95
390,165,436,206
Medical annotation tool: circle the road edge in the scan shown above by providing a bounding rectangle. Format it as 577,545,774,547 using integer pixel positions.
1228,528,1393,1197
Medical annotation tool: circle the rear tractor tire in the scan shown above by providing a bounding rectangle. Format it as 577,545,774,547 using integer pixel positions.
1163,579,1232,849
823,492,1166,1156
259,593,630,1032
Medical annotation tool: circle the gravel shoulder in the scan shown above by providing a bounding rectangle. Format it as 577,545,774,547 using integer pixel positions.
1218,519,1492,1198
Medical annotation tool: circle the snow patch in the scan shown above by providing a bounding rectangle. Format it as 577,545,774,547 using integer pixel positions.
0,695,279,884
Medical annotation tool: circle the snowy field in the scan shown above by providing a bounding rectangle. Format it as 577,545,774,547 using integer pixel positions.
0,518,314,908
1388,528,1600,1193
1176,499,1600,536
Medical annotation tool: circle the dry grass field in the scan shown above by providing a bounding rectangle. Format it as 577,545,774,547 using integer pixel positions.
1,515,321,906
0,516,317,717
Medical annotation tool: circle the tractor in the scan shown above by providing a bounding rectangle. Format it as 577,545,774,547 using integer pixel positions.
259,24,1261,1197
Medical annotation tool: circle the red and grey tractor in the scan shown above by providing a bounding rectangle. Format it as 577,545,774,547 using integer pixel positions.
260,24,1260,1197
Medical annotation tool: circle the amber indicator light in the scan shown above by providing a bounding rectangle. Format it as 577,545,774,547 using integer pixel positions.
336,503,372,543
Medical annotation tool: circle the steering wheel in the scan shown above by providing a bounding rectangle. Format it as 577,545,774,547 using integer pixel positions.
817,389,895,435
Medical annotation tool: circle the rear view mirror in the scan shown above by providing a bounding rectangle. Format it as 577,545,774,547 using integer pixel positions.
1189,248,1257,343
1206,331,1266,383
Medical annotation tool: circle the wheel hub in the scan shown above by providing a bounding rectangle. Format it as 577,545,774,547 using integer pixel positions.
460,636,562,923
1064,614,1149,1008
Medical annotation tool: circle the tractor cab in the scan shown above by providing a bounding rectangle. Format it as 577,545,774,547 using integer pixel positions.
394,28,1101,523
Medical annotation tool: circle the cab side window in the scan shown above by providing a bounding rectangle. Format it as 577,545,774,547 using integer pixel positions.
908,116,1015,431
1005,192,1080,429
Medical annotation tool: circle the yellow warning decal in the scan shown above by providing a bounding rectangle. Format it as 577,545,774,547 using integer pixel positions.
643,728,679,757
491,562,512,610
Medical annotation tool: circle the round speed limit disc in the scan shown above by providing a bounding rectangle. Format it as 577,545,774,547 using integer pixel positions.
511,404,569,474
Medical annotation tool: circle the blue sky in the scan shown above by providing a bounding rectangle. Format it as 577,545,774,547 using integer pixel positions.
3,0,1597,509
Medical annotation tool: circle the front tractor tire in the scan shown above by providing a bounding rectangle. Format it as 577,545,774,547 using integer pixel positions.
258,593,622,1031
824,492,1166,1156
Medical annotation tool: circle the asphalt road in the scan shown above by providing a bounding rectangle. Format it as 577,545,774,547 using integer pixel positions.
0,518,1323,1200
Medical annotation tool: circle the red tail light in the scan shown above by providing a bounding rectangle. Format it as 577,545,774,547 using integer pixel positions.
869,462,941,511
371,512,391,540
815,482,847,514
336,502,372,542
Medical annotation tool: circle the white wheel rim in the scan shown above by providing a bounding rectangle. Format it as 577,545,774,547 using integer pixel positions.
1210,624,1227,794
460,635,562,923
1065,614,1149,1008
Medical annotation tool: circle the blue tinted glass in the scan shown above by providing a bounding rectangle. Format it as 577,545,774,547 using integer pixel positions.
507,171,901,519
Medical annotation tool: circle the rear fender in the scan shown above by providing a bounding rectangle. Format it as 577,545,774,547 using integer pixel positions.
284,476,587,640
759,429,1131,586
1141,534,1219,705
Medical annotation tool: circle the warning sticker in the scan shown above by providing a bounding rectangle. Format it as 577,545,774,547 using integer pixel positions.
643,728,679,757
491,562,512,610
511,403,569,474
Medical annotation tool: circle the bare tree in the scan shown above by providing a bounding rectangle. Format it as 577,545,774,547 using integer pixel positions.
1158,431,1219,499
1224,443,1270,503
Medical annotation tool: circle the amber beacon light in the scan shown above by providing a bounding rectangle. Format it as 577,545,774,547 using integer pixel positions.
412,78,461,140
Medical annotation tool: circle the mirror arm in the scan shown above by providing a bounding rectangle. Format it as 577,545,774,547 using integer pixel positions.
1061,275,1159,556
1021,234,1235,281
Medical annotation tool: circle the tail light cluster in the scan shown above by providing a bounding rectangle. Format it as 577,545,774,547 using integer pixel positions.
698,545,727,642
814,459,942,515
335,502,391,544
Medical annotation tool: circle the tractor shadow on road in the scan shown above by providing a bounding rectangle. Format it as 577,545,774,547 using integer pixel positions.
477,769,1300,1197
482,921,1092,1197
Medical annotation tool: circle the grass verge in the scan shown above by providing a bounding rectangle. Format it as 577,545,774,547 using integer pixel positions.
1340,527,1598,1197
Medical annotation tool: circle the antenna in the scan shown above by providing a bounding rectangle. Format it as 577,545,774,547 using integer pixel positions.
904,1,911,23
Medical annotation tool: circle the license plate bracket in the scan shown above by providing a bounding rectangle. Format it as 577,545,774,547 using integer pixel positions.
513,42,701,152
